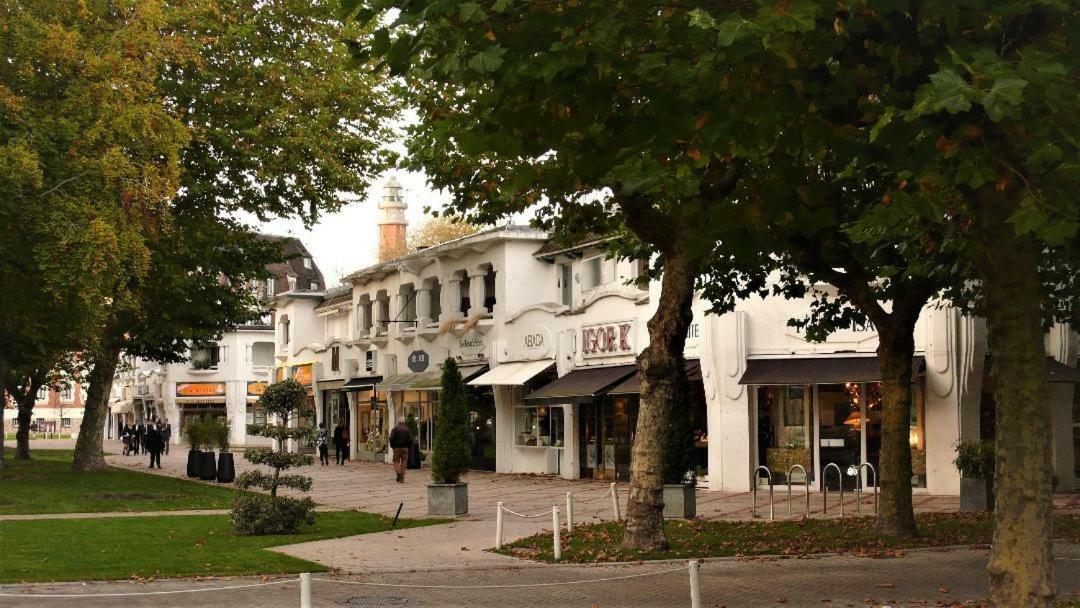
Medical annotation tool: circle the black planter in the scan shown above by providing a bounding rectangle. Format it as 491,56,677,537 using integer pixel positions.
407,440,422,469
216,452,235,483
198,451,217,481
186,449,201,478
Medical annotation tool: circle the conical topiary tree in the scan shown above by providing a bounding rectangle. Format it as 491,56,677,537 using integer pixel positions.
430,358,470,484
232,378,316,534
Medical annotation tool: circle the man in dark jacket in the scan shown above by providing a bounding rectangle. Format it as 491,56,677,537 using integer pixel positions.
160,421,172,455
388,420,412,483
145,425,165,469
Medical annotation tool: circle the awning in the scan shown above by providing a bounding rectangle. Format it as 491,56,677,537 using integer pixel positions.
110,400,133,414
343,375,382,392
317,379,346,391
607,360,702,395
524,364,637,405
1046,359,1080,383
469,360,555,386
738,356,926,385
379,371,442,392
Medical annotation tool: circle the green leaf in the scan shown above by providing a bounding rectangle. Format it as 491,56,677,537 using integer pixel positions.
980,78,1027,122
467,45,506,73
459,2,485,22
928,70,975,114
869,108,895,142
716,19,753,47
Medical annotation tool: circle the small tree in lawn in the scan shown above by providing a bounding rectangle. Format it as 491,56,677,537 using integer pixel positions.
430,359,469,485
232,378,315,535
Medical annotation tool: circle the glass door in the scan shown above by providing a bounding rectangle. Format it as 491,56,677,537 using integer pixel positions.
817,384,860,490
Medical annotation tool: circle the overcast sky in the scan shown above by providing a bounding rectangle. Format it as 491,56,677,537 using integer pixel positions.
247,170,451,286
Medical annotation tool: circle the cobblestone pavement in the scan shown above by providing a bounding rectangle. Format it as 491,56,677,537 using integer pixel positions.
4,544,1080,608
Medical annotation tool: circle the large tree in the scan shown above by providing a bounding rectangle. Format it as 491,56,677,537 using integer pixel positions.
71,0,393,470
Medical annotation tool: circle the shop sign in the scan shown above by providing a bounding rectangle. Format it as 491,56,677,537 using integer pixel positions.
275,367,285,382
514,325,553,360
407,350,430,373
580,321,634,359
458,336,486,357
292,364,313,386
176,382,226,398
246,381,268,396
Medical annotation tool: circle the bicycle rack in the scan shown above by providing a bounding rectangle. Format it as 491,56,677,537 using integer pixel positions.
752,466,774,520
856,462,879,514
786,464,810,517
821,463,844,516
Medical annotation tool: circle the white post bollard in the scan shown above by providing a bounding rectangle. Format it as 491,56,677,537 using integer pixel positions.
300,572,312,608
495,501,504,549
565,492,574,532
610,483,621,522
688,560,701,608
552,505,562,561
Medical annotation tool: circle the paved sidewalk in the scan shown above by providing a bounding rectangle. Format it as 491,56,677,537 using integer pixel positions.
3,544,1080,607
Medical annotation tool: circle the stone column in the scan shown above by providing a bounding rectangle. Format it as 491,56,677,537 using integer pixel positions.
416,287,432,327
373,296,386,335
441,277,462,322
468,269,488,318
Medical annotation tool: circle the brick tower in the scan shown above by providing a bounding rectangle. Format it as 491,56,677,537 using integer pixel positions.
377,177,408,262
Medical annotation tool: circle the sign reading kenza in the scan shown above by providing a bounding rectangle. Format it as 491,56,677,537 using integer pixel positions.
580,321,634,358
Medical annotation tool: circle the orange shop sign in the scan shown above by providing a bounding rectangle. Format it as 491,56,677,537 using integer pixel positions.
246,381,268,396
292,365,313,386
176,382,226,398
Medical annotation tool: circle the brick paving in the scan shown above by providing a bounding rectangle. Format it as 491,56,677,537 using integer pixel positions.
3,544,1080,607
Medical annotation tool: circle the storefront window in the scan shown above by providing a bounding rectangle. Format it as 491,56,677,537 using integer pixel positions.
757,386,813,484
401,390,437,451
356,388,389,453
514,405,565,447
246,402,267,425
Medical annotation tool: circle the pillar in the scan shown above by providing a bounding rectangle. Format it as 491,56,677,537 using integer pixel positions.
441,277,462,322
468,269,488,318
416,287,432,327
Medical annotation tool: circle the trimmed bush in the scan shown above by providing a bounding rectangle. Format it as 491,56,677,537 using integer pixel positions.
205,417,231,452
232,378,315,535
430,358,470,484
954,440,995,479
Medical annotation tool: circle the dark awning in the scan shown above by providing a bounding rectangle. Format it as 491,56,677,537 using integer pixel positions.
342,376,382,392
409,363,490,389
524,364,637,405
1045,359,1080,383
738,356,926,385
607,360,702,395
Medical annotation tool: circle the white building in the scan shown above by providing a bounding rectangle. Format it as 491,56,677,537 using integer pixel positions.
275,179,1080,493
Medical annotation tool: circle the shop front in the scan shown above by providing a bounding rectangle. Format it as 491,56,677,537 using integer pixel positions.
469,358,558,476
245,381,271,446
291,364,317,454
740,356,928,490
175,382,228,436
343,375,386,461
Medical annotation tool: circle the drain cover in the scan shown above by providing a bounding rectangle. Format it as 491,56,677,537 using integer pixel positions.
338,595,410,606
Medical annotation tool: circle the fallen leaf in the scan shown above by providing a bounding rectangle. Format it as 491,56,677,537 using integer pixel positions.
876,582,895,588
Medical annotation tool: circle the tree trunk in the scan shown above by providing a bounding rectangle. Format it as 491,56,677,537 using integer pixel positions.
873,321,919,538
72,343,123,472
14,379,39,460
976,192,1054,607
622,247,697,551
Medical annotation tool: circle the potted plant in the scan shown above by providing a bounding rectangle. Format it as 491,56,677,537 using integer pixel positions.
406,411,421,470
196,418,219,481
662,392,697,519
954,440,995,512
183,417,203,478
427,358,470,515
210,417,235,483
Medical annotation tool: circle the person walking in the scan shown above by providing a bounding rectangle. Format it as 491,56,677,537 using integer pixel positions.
388,419,412,483
332,422,348,465
145,424,164,469
317,422,329,466
161,421,172,455
133,422,144,455
121,424,133,456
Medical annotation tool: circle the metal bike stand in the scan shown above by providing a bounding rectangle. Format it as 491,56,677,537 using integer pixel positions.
857,462,878,514
821,463,844,516
786,464,810,517
752,466,774,520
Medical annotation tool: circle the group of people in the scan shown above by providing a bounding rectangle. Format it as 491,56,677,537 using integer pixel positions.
316,421,351,466
121,421,171,469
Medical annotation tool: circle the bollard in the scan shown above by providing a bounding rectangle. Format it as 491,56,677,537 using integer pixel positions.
495,501,504,549
610,483,621,522
300,572,312,608
566,492,574,532
552,505,562,561
688,560,701,608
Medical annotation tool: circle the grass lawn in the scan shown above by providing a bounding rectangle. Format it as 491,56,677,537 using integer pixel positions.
496,512,1080,563
0,449,240,515
0,511,445,583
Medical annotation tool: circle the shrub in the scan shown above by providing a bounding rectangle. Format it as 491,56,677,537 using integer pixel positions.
232,378,316,535
183,417,211,450
954,440,995,479
205,417,231,452
663,367,697,486
231,493,316,535
430,358,470,484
